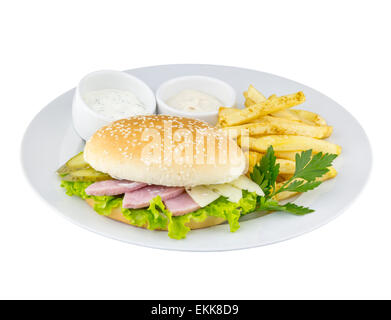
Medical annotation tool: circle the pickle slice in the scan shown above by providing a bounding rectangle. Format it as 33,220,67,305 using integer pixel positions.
61,168,111,182
56,163,71,176
56,152,90,176
66,152,90,170
57,151,111,181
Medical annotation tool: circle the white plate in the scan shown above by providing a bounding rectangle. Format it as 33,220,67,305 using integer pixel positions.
21,64,372,251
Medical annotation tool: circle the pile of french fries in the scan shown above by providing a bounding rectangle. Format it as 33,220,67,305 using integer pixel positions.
218,85,341,201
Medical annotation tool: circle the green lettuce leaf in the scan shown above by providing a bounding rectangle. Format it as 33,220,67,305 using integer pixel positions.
60,181,92,199
121,196,168,230
166,190,258,239
60,181,258,240
60,181,122,216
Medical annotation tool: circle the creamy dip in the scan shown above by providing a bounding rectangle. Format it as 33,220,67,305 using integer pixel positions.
166,89,222,113
84,89,146,121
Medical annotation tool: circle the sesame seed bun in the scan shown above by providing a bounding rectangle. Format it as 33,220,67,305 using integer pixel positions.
84,115,246,186
85,198,226,229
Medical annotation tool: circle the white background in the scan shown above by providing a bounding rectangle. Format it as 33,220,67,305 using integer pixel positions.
1,0,389,299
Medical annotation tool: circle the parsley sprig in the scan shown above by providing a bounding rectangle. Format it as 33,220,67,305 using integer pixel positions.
250,146,338,215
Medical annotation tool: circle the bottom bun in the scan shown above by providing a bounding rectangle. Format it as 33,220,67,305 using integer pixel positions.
85,199,226,230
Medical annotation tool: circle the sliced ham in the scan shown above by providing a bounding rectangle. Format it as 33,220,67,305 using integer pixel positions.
164,192,201,216
123,185,184,209
85,180,147,196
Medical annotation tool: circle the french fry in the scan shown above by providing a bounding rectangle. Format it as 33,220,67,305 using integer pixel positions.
244,99,254,108
225,116,333,139
243,91,258,107
271,109,328,126
223,119,277,138
277,159,296,175
292,110,327,126
218,107,240,126
270,109,302,121
246,151,263,171
247,85,267,104
245,151,295,175
278,173,294,181
240,135,341,155
273,189,297,201
218,107,242,127
276,175,288,183
218,92,305,127
274,167,337,201
274,151,305,161
222,85,340,202
258,116,332,138
244,96,256,108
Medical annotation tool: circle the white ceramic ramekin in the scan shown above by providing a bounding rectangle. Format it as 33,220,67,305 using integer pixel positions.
72,70,156,140
155,75,236,124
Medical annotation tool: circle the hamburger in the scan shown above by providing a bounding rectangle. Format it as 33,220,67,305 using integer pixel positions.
58,115,264,239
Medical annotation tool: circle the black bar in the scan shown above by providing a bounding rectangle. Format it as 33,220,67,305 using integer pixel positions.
0,300,387,318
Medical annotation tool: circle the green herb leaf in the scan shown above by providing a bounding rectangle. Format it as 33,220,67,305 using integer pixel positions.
257,197,314,215
250,146,280,197
281,180,322,193
294,151,338,182
275,151,338,196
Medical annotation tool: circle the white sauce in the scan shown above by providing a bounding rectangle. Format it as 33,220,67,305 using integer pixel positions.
84,89,146,121
166,89,223,113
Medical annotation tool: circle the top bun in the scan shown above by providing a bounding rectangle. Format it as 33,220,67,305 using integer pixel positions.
84,115,246,187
